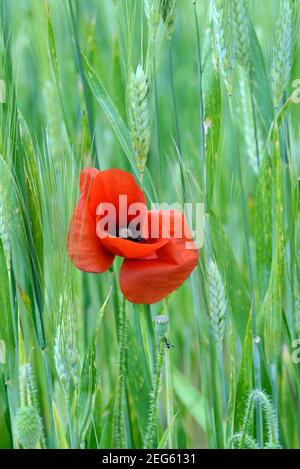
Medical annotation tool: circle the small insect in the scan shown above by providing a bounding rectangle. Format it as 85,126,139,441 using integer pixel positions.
164,336,174,350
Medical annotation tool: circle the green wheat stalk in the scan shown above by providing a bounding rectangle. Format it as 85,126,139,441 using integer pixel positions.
127,63,151,182
231,0,251,75
271,0,294,108
207,259,227,349
210,0,233,95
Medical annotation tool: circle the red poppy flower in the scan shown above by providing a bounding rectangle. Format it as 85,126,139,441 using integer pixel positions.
67,168,199,304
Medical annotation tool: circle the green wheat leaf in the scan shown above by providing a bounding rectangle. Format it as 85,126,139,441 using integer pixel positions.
173,368,206,432
255,155,273,302
77,290,111,445
203,48,221,209
0,240,14,372
262,129,284,365
210,212,250,340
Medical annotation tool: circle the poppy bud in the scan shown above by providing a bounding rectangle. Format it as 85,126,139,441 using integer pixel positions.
15,406,43,449
155,315,169,338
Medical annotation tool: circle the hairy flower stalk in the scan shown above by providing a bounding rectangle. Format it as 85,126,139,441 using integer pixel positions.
144,315,169,449
15,406,43,449
127,64,151,180
228,389,280,448
210,0,233,95
228,432,258,449
115,297,128,448
271,0,294,108
15,364,45,449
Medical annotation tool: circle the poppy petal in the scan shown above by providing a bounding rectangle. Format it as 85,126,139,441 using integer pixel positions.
67,173,114,273
88,169,146,221
98,231,169,258
79,167,99,193
120,211,199,303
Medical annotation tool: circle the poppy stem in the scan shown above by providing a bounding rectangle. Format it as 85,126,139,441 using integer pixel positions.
144,336,165,449
164,340,174,448
114,296,128,448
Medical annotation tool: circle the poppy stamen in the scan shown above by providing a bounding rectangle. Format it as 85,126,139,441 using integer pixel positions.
118,227,144,243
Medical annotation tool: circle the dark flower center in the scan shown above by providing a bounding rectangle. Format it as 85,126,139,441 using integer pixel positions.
117,227,144,243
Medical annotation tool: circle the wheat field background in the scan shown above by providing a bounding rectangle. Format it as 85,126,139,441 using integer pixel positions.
0,0,300,450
